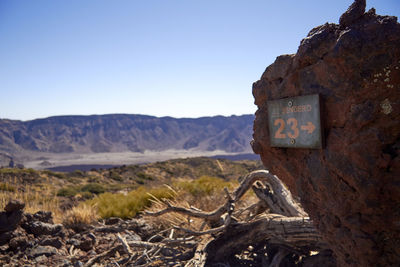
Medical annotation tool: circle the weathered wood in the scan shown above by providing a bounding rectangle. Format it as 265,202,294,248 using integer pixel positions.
203,214,327,263
143,170,334,266
240,170,306,217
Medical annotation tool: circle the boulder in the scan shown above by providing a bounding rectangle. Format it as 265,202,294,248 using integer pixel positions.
4,200,25,213
252,2,400,266
0,200,24,233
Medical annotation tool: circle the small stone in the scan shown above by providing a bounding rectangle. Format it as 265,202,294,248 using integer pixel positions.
104,217,122,225
34,255,47,263
30,245,58,258
77,235,95,251
40,237,63,249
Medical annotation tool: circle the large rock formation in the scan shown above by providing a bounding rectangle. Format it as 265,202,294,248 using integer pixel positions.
252,3,399,267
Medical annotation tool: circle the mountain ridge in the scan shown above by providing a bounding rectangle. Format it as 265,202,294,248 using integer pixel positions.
0,114,254,157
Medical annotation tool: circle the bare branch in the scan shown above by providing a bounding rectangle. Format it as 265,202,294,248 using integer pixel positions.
84,245,123,267
173,224,227,236
235,170,306,217
144,202,229,223
117,233,133,255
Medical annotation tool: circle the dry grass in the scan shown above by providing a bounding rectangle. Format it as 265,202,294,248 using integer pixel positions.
63,203,99,229
0,179,62,222
0,165,260,230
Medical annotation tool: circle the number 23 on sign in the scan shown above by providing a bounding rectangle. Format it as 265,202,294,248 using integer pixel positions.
274,118,315,139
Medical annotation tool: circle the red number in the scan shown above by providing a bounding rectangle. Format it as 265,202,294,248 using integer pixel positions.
274,119,286,139
287,118,299,139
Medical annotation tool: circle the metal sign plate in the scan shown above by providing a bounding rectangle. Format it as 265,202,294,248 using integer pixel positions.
267,94,322,149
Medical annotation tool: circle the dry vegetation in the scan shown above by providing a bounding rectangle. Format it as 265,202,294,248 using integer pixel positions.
0,157,262,225
0,170,63,222
0,159,335,266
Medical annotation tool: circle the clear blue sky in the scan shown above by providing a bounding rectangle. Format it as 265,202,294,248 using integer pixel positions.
1,0,399,121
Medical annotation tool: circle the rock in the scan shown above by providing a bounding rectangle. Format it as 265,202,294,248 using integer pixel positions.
66,238,80,247
4,200,25,213
34,255,47,263
33,211,53,223
94,225,123,233
339,0,366,28
104,217,123,225
60,259,73,267
40,237,63,249
9,236,31,251
23,221,63,236
29,245,58,258
252,6,400,267
127,218,154,240
77,234,96,251
0,232,14,246
302,250,337,267
0,206,24,233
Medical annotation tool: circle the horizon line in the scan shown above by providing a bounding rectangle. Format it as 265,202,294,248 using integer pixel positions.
1,112,255,122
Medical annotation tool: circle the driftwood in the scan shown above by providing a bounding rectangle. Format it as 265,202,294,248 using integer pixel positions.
83,170,335,266
143,170,335,266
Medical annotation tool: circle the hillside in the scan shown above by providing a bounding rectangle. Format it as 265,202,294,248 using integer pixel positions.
0,114,254,156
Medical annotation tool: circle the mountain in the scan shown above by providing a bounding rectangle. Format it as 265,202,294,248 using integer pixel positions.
0,114,254,156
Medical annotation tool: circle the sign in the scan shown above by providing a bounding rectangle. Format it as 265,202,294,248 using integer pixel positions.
267,94,323,149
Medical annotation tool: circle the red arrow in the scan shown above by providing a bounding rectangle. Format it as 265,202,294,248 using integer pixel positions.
301,122,316,134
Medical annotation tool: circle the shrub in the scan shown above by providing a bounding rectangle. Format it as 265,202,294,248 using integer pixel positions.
109,171,123,182
173,176,235,197
87,176,101,183
63,203,98,231
57,186,79,197
72,170,84,177
43,170,66,179
0,168,39,177
137,172,154,181
81,183,105,195
78,191,94,200
87,186,175,219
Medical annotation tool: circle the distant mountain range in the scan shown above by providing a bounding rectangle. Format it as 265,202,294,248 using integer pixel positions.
0,114,255,157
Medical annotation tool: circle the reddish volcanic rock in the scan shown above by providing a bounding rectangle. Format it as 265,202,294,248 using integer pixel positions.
252,3,400,267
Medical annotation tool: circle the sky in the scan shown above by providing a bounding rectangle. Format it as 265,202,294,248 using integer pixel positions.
0,0,399,121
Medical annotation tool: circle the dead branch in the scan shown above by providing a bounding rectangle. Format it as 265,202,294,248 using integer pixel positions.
236,170,306,217
84,244,123,267
117,233,133,255
145,188,234,226
173,224,227,236
145,202,228,222
140,170,333,266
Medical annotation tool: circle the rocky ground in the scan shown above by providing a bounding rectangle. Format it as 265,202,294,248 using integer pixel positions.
0,170,337,267
0,200,177,267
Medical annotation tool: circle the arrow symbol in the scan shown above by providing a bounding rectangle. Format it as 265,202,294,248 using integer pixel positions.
301,122,316,134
